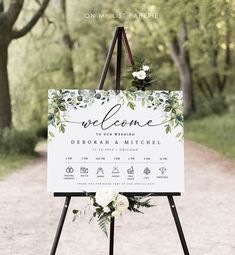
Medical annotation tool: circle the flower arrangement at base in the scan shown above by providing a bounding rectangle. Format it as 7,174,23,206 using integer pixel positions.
73,188,154,237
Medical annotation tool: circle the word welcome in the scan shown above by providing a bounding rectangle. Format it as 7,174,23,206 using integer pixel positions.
65,104,167,131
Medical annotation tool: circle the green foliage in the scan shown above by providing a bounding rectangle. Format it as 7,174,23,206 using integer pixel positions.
48,90,183,140
0,154,37,179
128,194,155,213
48,89,113,136
186,113,235,160
208,95,228,115
36,126,48,139
191,93,228,118
97,215,110,237
0,128,37,155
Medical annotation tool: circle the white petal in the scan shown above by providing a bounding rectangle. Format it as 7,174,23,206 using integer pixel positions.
132,72,137,77
142,65,150,71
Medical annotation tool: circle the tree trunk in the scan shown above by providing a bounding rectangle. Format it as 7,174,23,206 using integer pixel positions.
0,42,12,128
169,18,195,116
60,0,75,86
169,43,195,116
0,0,50,129
179,61,195,116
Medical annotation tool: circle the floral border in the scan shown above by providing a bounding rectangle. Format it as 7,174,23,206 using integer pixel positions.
48,89,183,140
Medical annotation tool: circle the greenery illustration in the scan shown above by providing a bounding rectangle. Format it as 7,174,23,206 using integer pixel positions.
48,89,183,140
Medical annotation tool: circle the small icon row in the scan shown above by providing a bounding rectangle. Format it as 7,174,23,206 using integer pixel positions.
127,166,166,175
66,166,167,175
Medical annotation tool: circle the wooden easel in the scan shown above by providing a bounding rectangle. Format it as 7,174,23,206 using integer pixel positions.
50,26,190,255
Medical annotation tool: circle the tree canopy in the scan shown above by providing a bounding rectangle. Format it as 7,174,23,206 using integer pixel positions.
1,0,234,130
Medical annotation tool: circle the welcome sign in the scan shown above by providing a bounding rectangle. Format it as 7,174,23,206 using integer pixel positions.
47,90,184,193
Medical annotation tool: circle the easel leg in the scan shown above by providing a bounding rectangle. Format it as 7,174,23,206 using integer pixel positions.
109,217,115,255
167,196,190,255
50,196,71,255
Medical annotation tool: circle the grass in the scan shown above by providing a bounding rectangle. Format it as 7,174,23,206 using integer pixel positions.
0,153,38,179
185,113,235,160
0,139,46,179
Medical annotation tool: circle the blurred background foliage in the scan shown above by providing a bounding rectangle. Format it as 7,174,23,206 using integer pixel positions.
0,0,235,161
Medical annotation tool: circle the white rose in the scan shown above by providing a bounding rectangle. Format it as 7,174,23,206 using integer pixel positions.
103,206,111,213
142,65,150,71
113,194,129,213
132,71,138,78
136,70,146,80
95,188,118,207
111,210,121,218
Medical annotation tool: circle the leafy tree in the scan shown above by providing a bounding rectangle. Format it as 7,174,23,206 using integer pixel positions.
59,0,75,85
4,0,235,131
191,0,233,99
0,0,50,128
133,0,196,116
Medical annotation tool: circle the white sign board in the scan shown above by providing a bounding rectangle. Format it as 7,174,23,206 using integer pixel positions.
48,90,184,193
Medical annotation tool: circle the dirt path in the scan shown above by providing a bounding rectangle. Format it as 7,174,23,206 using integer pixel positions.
0,141,235,255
